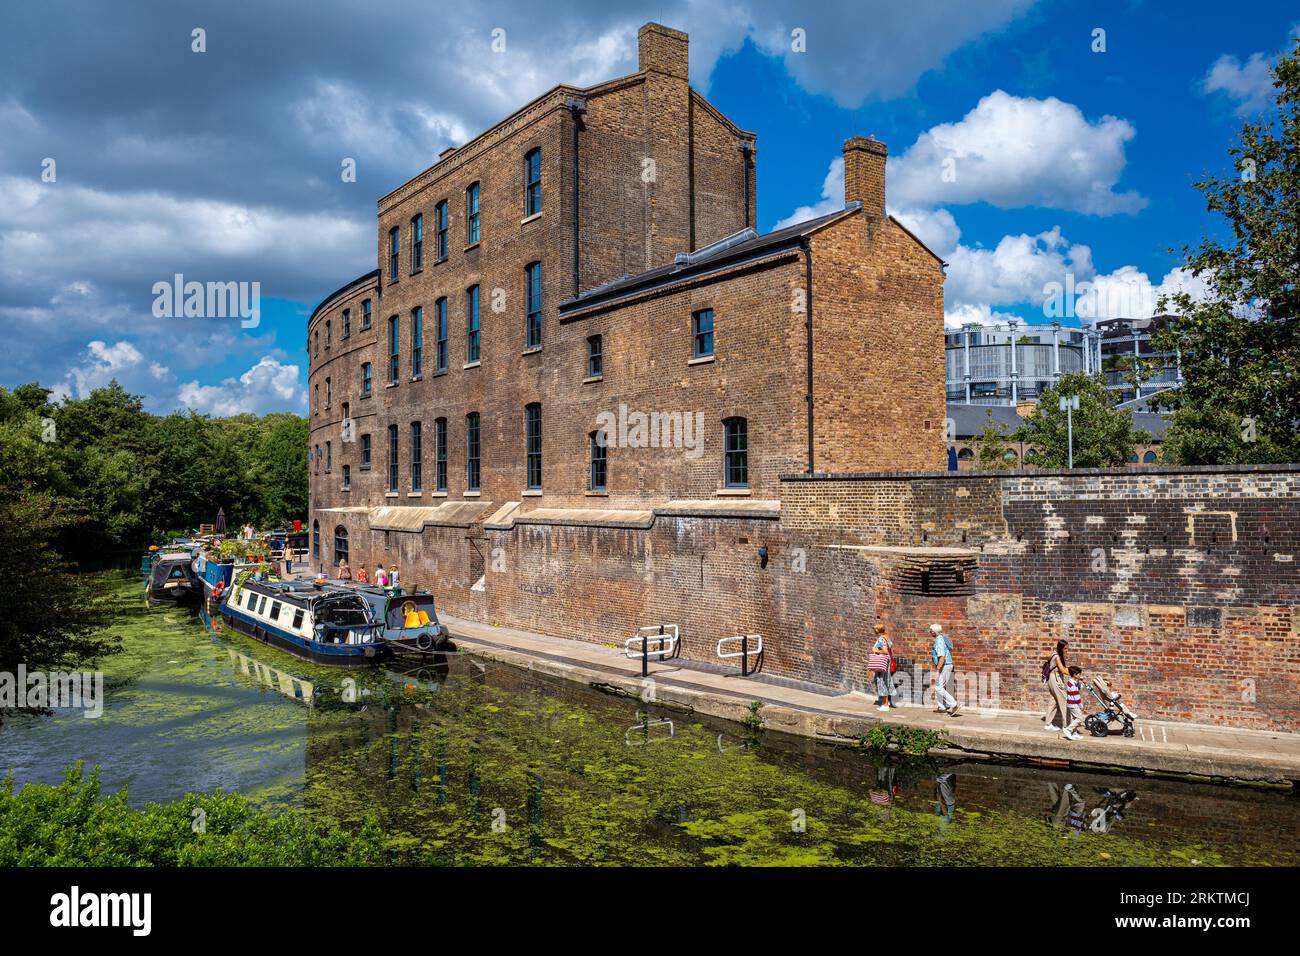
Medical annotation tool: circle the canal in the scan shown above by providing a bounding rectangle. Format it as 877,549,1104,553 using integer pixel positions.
1,571,1295,866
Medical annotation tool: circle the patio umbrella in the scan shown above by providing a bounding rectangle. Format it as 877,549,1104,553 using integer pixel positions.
215,508,226,533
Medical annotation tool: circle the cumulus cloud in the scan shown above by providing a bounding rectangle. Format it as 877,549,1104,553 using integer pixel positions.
888,91,1146,215
772,157,844,230
1201,25,1298,116
54,340,175,408
943,302,1021,330
178,358,307,417
1,0,1043,409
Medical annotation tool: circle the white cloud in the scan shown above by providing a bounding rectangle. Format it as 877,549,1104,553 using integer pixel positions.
943,302,1020,330
1201,25,1298,116
177,357,307,417
772,157,843,230
945,226,1094,310
1071,265,1212,322
888,91,1145,215
1203,53,1276,116
740,0,1037,107
890,206,961,259
56,340,174,407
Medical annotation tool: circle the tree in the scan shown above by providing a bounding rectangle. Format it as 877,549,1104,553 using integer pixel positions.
1151,37,1300,463
1014,373,1148,469
974,410,1017,469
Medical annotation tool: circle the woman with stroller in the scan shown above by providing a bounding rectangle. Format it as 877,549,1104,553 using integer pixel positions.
1042,639,1071,732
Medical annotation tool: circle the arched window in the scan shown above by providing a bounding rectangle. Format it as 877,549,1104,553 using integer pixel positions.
312,520,320,559
334,526,349,564
1143,450,1157,463
1003,449,1019,462
524,148,541,216
957,447,974,460
723,417,748,488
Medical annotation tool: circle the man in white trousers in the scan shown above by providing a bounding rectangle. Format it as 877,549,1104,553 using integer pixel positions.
930,623,959,716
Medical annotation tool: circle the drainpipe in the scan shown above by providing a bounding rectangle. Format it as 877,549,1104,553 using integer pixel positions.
801,238,815,474
567,98,586,296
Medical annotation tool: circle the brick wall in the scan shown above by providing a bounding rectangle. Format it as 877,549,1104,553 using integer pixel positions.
316,465,1299,732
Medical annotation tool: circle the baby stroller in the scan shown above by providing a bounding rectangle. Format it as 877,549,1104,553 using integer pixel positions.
1083,676,1137,738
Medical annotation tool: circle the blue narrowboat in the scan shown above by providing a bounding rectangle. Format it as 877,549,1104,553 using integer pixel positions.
219,577,388,666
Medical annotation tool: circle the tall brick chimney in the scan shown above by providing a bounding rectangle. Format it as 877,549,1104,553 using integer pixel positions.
638,22,689,79
843,136,887,217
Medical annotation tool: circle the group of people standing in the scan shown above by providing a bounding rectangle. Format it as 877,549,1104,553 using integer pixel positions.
866,621,961,717
333,559,401,589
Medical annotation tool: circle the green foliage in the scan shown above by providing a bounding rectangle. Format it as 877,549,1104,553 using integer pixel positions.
859,723,946,756
1014,373,1149,468
745,700,765,733
1152,39,1300,463
0,763,386,866
0,380,308,558
974,410,1017,469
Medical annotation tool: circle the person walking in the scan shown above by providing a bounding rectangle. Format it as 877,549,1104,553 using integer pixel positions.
1042,639,1071,732
388,564,401,589
1062,665,1085,740
374,565,388,587
867,623,895,712
930,623,959,716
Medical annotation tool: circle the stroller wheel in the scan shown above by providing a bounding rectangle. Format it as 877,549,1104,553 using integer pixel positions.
1085,715,1109,738
1122,723,1136,738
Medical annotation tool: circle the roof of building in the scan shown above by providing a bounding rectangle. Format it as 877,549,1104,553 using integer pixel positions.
946,402,1168,441
559,206,861,314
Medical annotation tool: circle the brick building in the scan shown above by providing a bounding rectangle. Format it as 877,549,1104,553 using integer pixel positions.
307,22,946,567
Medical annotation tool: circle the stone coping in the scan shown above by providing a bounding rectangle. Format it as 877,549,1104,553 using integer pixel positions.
780,463,1300,482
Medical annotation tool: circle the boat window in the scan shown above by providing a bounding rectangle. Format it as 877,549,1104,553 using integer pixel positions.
258,595,267,614
292,609,304,630
270,601,282,621
244,590,255,609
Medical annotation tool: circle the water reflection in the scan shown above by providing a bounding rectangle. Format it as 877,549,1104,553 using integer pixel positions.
2,572,1296,867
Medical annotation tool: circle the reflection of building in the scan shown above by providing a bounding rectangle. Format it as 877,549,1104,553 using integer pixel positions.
1096,316,1181,404
946,403,1166,469
946,316,1182,407
946,321,1099,405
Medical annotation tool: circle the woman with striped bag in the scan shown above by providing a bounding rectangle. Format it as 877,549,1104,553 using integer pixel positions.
867,623,896,712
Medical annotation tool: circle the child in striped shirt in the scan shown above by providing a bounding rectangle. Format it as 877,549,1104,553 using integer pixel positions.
1062,665,1085,740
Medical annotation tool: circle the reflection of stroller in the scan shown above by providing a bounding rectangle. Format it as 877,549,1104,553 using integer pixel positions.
1083,676,1137,738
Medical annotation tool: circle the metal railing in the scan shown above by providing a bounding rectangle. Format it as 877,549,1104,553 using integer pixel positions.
717,634,763,677
623,624,680,676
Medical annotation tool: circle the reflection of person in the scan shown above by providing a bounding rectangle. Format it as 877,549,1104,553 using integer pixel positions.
1046,782,1085,833
869,764,898,807
933,772,956,825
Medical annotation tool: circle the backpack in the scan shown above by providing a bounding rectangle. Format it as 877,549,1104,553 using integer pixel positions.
1041,656,1054,682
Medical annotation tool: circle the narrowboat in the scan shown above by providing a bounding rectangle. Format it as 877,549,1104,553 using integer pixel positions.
145,552,203,604
351,586,455,656
219,577,389,666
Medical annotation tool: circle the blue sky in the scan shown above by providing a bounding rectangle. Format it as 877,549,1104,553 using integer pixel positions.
0,0,1294,414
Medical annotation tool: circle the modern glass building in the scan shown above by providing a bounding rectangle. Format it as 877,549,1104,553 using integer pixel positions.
946,317,1181,406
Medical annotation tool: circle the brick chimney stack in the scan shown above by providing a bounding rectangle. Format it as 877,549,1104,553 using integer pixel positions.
638,22,689,79
843,136,887,217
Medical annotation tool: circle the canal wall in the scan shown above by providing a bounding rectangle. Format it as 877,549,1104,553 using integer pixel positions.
315,464,1300,732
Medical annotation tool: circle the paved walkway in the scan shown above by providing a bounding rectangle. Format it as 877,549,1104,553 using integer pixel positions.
441,614,1300,786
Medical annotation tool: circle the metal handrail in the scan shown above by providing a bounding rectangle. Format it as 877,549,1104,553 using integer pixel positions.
717,634,763,677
